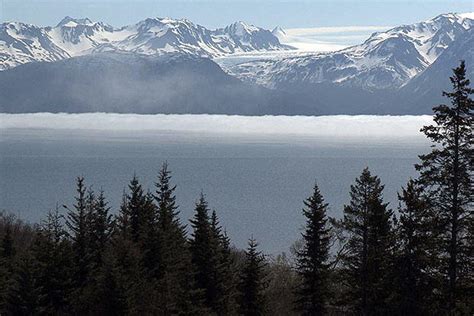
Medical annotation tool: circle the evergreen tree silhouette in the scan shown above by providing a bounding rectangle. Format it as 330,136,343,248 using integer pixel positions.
31,208,73,314
154,162,204,314
339,168,395,315
295,183,331,315
239,237,266,316
416,60,474,313
393,179,436,314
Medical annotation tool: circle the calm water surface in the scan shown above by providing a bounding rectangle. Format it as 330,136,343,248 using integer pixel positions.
0,128,429,253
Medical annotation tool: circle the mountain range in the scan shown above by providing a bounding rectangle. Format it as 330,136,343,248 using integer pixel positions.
0,13,473,115
0,16,293,70
229,13,473,90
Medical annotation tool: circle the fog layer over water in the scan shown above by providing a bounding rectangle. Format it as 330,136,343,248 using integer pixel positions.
0,114,432,253
1,113,433,137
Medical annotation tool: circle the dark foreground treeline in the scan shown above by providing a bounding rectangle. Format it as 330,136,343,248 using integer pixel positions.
0,64,472,316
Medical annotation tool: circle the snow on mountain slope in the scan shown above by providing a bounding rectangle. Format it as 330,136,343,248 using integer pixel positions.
214,21,290,53
228,13,473,90
110,18,289,56
398,27,474,113
0,22,70,70
0,17,293,70
49,17,118,56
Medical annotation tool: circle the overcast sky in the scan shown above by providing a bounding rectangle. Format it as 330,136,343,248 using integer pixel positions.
1,0,472,29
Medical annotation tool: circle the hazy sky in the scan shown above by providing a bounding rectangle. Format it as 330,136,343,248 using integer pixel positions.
1,0,472,29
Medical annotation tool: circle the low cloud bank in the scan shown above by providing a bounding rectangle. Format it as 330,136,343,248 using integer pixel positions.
281,26,391,52
285,26,391,36
0,113,433,139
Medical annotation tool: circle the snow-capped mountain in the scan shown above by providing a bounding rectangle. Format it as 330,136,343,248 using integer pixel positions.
50,16,117,56
271,26,287,39
228,13,473,90
1,12,473,115
0,22,69,70
0,17,293,70
398,27,474,113
111,19,292,56
1,26,472,115
215,21,287,53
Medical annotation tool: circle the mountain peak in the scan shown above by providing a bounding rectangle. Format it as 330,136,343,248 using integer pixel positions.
272,26,286,38
135,17,193,29
226,21,260,36
57,16,94,27
0,15,296,70
428,12,473,25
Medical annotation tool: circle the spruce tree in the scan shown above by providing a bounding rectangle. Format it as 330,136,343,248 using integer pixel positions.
463,210,474,312
295,183,331,315
88,190,113,268
90,258,127,316
65,177,90,290
114,177,159,313
140,191,159,275
84,190,121,314
416,60,473,313
65,177,101,313
189,193,218,311
189,194,236,314
31,208,72,314
339,168,395,315
127,175,147,243
111,188,145,314
210,210,239,315
108,228,142,314
7,253,39,315
239,238,266,316
116,191,131,239
154,162,202,314
394,179,435,315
